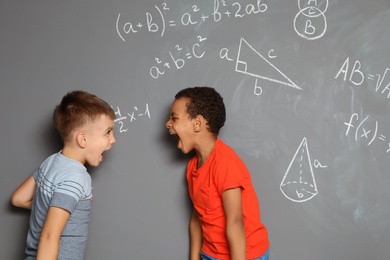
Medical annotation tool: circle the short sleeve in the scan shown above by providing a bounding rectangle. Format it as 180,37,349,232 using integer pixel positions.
51,193,78,213
32,169,39,181
215,158,247,195
50,173,90,213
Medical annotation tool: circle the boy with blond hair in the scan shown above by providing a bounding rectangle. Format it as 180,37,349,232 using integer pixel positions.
12,90,116,260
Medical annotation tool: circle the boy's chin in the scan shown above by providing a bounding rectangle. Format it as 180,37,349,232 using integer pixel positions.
179,147,192,155
87,160,101,167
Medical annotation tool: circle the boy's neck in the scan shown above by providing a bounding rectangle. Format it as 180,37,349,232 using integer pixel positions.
61,145,86,165
196,136,218,168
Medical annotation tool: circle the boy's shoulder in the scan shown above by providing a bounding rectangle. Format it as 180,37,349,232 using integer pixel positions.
37,152,87,178
215,138,238,158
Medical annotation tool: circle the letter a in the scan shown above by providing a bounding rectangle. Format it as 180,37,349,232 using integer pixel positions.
335,57,349,81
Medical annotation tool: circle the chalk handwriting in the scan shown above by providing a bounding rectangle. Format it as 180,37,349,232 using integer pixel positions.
335,57,390,99
313,159,328,169
294,0,328,40
149,36,207,79
280,137,319,203
344,113,390,154
115,2,306,96
116,0,268,41
112,104,151,133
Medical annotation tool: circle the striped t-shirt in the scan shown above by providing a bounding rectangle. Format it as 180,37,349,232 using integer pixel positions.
25,152,92,260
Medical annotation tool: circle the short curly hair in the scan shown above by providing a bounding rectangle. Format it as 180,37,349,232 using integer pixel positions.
175,86,226,135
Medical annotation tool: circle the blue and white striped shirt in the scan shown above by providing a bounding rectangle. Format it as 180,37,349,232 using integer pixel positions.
25,152,92,260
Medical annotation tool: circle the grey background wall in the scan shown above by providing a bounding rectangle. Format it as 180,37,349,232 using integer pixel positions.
1,0,390,259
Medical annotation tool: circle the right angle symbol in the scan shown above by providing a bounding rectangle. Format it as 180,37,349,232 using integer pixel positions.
280,137,318,202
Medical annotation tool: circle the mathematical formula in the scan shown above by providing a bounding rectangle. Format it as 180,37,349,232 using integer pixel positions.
344,112,390,154
113,104,151,133
149,35,207,79
335,57,390,99
116,0,268,40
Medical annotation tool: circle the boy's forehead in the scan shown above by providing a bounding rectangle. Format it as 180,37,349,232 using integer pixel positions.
172,97,189,109
88,114,114,127
170,102,185,115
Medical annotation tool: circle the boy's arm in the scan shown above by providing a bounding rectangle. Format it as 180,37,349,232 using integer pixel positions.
189,209,202,260
11,176,36,209
222,187,246,260
37,206,71,260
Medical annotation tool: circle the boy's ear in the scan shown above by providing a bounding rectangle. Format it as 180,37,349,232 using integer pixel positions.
76,132,87,148
193,115,204,132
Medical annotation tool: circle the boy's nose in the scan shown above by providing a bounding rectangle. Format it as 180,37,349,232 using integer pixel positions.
165,120,171,128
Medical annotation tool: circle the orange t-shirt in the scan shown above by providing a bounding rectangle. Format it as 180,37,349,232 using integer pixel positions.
187,138,269,260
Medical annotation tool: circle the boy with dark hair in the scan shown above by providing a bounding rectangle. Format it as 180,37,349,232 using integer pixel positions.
12,90,116,260
166,86,269,260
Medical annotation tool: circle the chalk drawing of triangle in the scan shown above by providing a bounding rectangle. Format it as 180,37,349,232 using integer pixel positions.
235,38,302,90
280,137,318,203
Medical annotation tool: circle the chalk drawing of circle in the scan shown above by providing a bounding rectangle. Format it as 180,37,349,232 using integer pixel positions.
298,0,328,14
294,7,327,40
